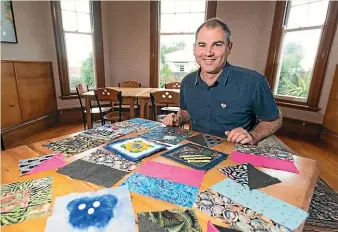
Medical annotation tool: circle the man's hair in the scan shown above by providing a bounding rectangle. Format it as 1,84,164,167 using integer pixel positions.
195,18,231,44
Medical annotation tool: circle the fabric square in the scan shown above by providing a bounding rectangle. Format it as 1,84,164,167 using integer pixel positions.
45,186,136,232
231,152,299,173
219,163,281,190
1,177,52,226
141,126,194,145
113,118,161,132
161,143,228,170
207,222,240,232
26,153,66,175
136,161,205,187
194,189,291,232
211,178,308,230
80,124,132,141
82,148,140,173
138,209,202,232
57,160,127,188
104,137,166,161
234,144,294,161
43,135,105,157
19,154,55,176
120,173,199,208
187,133,225,148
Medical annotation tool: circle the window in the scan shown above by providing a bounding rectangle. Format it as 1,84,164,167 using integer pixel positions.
150,1,217,88
51,1,105,97
265,1,338,110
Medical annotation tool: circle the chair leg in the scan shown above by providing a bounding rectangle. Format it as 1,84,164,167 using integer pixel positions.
1,135,5,150
81,112,86,130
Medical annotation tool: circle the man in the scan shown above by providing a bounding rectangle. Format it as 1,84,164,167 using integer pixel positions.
163,18,282,145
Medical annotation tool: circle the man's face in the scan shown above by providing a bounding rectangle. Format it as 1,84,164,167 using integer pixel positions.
193,26,232,74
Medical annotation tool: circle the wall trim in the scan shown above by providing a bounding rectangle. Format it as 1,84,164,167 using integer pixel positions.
320,127,338,151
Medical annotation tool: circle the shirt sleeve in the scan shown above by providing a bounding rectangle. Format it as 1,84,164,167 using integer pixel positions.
252,77,279,121
180,82,187,110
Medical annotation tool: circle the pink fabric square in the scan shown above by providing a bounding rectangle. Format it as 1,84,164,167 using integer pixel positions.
136,161,205,187
26,153,66,175
207,221,219,232
231,151,299,174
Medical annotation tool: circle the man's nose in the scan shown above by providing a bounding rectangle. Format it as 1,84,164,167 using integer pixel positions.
205,46,214,56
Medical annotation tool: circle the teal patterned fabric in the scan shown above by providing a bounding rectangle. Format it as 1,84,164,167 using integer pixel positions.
120,173,198,208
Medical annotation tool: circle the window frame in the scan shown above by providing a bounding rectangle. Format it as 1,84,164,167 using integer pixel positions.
51,1,105,97
150,1,217,87
265,1,338,111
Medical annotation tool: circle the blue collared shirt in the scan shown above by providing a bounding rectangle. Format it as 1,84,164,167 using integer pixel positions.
180,62,279,137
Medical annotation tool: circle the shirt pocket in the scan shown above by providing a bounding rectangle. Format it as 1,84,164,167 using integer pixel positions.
214,97,251,124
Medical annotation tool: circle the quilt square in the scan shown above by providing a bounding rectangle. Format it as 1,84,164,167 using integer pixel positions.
120,173,199,208
207,222,240,232
43,135,105,157
104,137,166,161
1,177,52,226
194,189,291,232
113,118,161,132
211,178,308,230
80,124,132,141
82,148,140,172
45,186,136,232
57,160,127,188
161,143,228,170
219,163,281,190
19,154,55,176
187,133,225,148
234,144,294,161
140,126,194,145
138,209,202,232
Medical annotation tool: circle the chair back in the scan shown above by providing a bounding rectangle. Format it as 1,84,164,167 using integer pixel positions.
150,90,180,120
118,81,141,88
94,88,123,122
75,84,89,113
165,81,181,89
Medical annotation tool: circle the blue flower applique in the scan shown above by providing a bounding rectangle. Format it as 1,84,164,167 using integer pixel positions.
67,194,118,229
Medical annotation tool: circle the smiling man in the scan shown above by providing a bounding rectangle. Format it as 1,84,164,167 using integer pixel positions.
163,18,282,145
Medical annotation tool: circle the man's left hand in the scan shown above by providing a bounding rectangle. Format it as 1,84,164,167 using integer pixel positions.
225,127,255,144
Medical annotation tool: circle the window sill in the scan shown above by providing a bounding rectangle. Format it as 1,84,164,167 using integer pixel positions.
276,100,321,112
59,95,78,100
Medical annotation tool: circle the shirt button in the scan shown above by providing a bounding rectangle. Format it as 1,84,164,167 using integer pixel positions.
207,104,210,107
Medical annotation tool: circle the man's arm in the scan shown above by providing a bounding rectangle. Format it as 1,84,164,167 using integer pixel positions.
177,109,191,126
162,110,191,127
226,110,282,144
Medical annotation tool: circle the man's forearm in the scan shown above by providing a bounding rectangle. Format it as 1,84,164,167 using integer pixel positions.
250,110,283,144
177,110,191,125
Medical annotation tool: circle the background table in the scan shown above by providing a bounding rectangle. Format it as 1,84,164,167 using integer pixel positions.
1,128,319,232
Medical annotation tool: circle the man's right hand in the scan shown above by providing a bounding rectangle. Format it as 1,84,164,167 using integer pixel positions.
162,113,180,127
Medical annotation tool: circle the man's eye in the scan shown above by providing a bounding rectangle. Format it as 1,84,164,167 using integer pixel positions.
215,43,222,47
198,44,205,47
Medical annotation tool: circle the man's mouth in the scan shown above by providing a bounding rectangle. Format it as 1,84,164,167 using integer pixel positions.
203,59,216,64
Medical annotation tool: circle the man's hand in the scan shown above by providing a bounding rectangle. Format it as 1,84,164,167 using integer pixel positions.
162,113,181,127
225,127,255,144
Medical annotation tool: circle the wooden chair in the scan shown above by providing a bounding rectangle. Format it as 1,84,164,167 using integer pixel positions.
165,81,181,89
76,84,111,129
150,90,180,123
117,81,141,117
118,81,141,88
94,88,129,124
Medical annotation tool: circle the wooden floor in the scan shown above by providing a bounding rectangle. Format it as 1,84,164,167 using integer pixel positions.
4,123,338,191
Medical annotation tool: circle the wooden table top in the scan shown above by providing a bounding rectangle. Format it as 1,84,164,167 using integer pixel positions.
1,129,319,232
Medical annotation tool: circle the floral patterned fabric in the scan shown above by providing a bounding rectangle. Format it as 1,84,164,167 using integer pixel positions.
1,177,52,226
80,124,133,141
82,148,140,173
194,189,292,232
120,173,199,208
104,137,166,161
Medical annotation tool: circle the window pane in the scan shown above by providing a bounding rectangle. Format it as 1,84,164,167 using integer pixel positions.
176,13,190,32
274,29,322,99
161,1,176,13
62,10,77,31
160,14,176,33
76,1,90,13
189,13,205,32
175,1,190,13
77,13,91,33
159,35,197,87
64,33,95,90
286,0,329,29
61,1,75,11
190,1,206,13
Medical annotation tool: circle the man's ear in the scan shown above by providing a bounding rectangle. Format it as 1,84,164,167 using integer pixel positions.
193,43,196,55
228,41,233,54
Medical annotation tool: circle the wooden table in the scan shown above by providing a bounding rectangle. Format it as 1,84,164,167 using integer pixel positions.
82,88,180,128
1,129,319,232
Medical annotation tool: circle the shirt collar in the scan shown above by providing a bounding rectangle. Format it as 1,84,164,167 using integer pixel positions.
194,62,231,86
